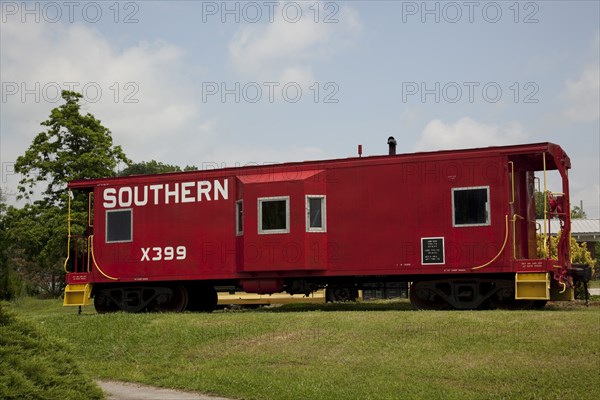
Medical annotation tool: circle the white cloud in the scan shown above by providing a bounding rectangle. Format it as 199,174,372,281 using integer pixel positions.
0,20,212,166
413,117,529,152
0,20,213,206
563,64,600,123
202,143,328,169
228,1,362,86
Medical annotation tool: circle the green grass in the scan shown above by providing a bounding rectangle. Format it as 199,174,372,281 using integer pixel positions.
7,298,600,400
0,302,104,400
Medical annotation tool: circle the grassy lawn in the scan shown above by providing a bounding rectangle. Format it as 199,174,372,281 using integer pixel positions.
7,298,600,400
0,303,103,400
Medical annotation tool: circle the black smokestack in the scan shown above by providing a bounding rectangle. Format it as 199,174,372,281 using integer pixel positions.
387,136,397,155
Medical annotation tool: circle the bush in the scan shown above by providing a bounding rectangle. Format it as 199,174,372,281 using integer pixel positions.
537,234,596,300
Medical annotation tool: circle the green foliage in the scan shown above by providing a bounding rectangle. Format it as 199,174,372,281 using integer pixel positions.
15,90,130,206
534,190,545,219
0,190,17,300
0,304,103,399
595,243,600,278
2,204,78,298
537,234,596,298
5,91,130,299
536,234,595,267
120,160,197,176
570,205,587,219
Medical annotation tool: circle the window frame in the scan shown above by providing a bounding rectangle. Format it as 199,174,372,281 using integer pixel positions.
258,196,290,235
236,200,244,236
105,208,133,243
451,186,491,227
306,195,327,233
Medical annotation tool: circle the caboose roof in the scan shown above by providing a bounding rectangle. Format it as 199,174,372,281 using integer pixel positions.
68,142,568,189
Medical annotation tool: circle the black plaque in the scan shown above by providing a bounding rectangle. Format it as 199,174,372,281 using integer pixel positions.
421,237,444,265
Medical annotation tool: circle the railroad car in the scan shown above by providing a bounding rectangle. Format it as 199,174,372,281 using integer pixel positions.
63,141,591,312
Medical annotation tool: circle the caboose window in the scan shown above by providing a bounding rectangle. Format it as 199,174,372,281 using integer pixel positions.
258,197,290,234
452,187,490,227
106,209,133,243
236,200,243,235
306,195,326,232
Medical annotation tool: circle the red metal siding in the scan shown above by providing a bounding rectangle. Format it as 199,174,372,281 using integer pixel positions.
92,176,236,282
70,142,569,286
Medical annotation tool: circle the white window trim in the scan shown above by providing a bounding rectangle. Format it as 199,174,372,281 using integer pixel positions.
258,196,290,235
451,186,491,227
306,195,327,232
105,208,133,243
236,200,244,236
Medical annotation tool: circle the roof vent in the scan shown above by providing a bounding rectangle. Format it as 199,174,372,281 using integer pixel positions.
387,136,397,155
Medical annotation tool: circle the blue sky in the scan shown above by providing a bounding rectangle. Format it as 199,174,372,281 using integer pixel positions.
1,1,599,217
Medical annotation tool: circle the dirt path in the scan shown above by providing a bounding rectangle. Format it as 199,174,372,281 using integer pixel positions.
96,380,235,400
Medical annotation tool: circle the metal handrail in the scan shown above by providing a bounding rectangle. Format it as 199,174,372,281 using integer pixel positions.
89,235,119,281
542,153,548,255
508,161,515,205
512,214,524,258
63,190,72,273
88,192,93,228
472,214,509,270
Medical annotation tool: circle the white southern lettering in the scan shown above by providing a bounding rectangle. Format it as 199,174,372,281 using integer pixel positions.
149,184,163,204
134,186,148,206
164,183,179,204
181,182,195,203
103,188,117,208
102,179,229,209
214,179,228,200
197,181,212,201
118,187,132,207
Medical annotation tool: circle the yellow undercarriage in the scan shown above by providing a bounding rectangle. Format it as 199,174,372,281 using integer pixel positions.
63,284,92,306
515,272,574,301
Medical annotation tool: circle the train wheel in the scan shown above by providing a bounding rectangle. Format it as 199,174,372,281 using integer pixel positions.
153,285,188,312
409,282,449,310
93,292,120,313
326,285,358,302
186,285,217,312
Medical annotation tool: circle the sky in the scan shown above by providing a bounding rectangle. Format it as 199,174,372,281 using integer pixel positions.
1,0,599,217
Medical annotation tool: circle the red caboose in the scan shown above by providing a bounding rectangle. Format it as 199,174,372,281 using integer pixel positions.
63,142,589,311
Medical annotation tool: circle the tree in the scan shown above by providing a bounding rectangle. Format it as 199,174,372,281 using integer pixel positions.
0,189,15,300
15,91,130,206
534,190,545,219
570,205,587,219
120,160,197,177
3,204,68,297
6,91,130,297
